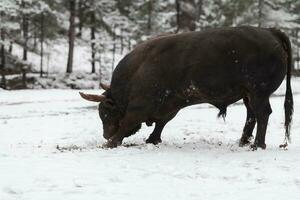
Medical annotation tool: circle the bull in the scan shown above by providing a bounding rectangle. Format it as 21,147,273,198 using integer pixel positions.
80,26,293,149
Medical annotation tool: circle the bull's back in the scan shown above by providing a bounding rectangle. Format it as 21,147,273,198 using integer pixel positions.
112,27,287,113
137,27,285,94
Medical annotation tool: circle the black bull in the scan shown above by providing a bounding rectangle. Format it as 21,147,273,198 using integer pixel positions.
80,26,294,149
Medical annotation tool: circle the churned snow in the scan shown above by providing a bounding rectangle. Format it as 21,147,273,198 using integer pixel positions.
0,79,300,200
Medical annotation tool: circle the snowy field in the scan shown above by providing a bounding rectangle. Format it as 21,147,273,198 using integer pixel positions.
1,81,300,200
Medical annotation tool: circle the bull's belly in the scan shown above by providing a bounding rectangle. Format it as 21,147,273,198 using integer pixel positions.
151,87,244,121
180,82,244,103
183,90,243,112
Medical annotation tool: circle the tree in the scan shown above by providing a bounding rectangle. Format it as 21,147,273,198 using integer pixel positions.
196,0,204,28
66,0,76,73
0,11,6,89
40,12,45,77
0,0,19,88
90,8,96,73
258,0,264,27
21,0,29,61
77,0,84,38
147,0,153,33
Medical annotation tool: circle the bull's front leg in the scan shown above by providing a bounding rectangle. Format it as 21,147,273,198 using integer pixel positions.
146,111,179,145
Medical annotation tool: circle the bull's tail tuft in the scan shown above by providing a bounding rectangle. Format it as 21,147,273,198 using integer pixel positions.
217,106,227,121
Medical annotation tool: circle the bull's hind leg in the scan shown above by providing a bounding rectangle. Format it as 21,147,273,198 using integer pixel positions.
249,96,272,150
239,98,256,147
146,111,178,145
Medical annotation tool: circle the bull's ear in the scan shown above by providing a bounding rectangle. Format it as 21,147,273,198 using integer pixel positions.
79,92,106,102
100,83,110,91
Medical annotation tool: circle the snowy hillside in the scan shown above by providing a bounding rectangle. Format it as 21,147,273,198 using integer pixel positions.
0,79,300,200
10,41,126,74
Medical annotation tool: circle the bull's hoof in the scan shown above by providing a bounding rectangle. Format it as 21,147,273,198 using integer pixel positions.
239,139,251,147
239,136,253,147
279,143,288,149
250,143,266,151
102,140,122,148
146,137,162,145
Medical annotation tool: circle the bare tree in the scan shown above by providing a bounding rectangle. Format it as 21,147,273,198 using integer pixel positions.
66,0,76,73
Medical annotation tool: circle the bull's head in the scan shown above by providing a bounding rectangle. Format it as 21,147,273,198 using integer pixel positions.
79,83,121,140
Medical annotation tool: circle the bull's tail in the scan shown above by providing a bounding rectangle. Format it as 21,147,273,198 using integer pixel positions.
283,33,294,144
272,29,294,145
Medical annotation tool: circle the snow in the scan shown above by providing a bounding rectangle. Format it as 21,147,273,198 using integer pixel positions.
1,80,300,199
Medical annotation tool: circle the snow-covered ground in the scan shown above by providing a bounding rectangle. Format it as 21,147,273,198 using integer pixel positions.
1,80,300,200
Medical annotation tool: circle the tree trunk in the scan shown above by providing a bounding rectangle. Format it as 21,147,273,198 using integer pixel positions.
34,29,37,49
128,38,131,51
22,1,29,61
176,0,180,32
112,26,116,74
197,0,203,29
99,52,102,83
1,14,6,89
176,0,196,32
147,0,153,33
40,12,45,77
78,0,83,38
9,41,13,53
120,28,124,55
295,28,299,70
22,67,27,89
90,10,96,73
66,0,76,73
46,53,50,77
258,0,264,27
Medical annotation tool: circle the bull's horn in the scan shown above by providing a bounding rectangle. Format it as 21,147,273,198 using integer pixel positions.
100,83,110,91
79,92,106,102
